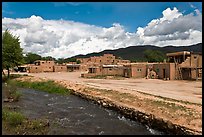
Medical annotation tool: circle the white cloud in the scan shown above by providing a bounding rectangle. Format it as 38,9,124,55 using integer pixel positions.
2,7,202,58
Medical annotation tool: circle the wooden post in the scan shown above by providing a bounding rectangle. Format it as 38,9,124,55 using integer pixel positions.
196,56,198,81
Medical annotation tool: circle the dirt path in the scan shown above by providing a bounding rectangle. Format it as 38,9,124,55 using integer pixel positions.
28,72,202,104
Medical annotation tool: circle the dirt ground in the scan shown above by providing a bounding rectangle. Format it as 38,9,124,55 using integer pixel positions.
27,72,202,104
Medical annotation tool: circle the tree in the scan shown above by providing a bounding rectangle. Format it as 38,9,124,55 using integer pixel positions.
41,56,56,61
76,60,81,64
56,58,65,64
24,52,42,64
144,49,166,62
2,29,24,78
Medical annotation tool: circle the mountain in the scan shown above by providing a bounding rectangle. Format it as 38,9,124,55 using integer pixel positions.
68,43,202,61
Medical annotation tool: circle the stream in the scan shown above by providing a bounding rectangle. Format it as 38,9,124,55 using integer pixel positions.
2,83,165,135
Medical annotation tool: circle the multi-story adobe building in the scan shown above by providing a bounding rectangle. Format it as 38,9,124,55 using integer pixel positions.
82,51,202,80
28,60,67,73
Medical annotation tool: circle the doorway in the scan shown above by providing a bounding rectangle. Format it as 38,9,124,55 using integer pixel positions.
163,69,166,78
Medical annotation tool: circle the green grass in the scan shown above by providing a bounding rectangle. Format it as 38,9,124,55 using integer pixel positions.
2,107,49,135
11,80,72,95
2,108,25,127
4,80,23,102
10,91,22,101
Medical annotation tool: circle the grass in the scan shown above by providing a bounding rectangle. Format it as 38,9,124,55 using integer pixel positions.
2,108,25,127
148,99,190,112
4,80,23,102
10,91,22,101
11,79,72,95
2,107,49,135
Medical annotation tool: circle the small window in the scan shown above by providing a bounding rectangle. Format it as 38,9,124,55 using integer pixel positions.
49,62,50,63
36,67,37,69
61,67,63,69
137,68,142,72
49,67,51,69
109,68,112,71
42,62,44,64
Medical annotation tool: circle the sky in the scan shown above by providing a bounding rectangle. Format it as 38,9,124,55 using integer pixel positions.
2,2,202,59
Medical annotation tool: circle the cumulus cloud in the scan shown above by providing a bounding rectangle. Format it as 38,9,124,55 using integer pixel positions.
2,7,202,58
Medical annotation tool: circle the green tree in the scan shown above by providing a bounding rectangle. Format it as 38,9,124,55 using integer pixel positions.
76,60,81,64
41,56,56,61
144,49,166,62
56,58,65,64
2,29,24,78
24,52,42,64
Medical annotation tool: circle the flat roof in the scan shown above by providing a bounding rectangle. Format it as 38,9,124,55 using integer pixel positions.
67,64,80,67
166,51,191,57
102,65,124,68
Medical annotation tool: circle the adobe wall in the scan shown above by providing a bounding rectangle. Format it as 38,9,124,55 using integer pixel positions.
67,66,80,72
41,66,54,72
190,54,202,68
191,69,197,80
101,67,124,76
54,65,67,72
153,63,171,80
169,63,176,80
29,66,43,73
197,55,202,68
80,64,88,72
131,64,147,78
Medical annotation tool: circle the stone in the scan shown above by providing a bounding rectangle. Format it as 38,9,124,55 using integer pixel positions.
102,102,107,106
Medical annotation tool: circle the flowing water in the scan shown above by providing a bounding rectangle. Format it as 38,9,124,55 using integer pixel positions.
2,84,165,135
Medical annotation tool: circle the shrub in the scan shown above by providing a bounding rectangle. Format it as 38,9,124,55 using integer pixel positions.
13,80,71,95
2,108,25,127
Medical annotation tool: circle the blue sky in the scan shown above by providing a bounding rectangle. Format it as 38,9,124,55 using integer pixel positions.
2,2,202,58
2,2,202,32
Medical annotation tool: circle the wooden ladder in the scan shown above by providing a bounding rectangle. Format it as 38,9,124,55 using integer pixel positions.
174,58,183,80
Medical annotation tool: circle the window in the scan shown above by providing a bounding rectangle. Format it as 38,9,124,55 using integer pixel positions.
137,68,142,72
36,67,37,69
49,62,50,63
109,68,112,71
42,62,44,64
61,67,63,69
49,67,51,69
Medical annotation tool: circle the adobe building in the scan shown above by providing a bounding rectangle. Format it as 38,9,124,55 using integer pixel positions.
54,63,67,72
151,63,176,80
81,64,125,78
77,54,131,65
28,60,67,73
123,63,148,78
166,51,202,80
28,60,55,73
67,64,81,72
81,51,202,81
